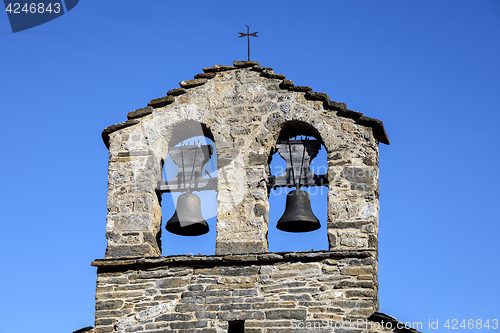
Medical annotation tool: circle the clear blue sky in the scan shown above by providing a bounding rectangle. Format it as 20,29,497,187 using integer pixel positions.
1,1,499,332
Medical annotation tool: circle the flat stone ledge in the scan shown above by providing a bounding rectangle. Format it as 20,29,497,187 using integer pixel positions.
305,91,330,101
92,249,376,270
179,78,208,89
102,119,140,149
114,149,154,158
233,60,260,67
148,95,174,108
324,100,347,111
194,72,217,79
166,88,186,96
101,62,390,150
288,85,313,92
127,106,153,120
261,71,286,80
357,116,390,145
250,66,273,72
203,65,236,73
279,80,294,89
337,108,363,119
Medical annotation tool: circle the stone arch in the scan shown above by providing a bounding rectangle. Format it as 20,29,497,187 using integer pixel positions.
167,120,215,148
159,119,219,255
276,120,325,144
267,120,329,252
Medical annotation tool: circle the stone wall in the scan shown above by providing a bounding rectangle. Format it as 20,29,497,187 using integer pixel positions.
84,61,399,333
91,250,378,333
102,61,388,258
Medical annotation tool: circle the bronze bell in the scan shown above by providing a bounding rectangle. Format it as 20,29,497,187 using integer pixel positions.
166,192,209,236
276,189,320,232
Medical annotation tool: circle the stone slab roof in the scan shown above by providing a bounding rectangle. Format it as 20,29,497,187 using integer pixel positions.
102,61,389,148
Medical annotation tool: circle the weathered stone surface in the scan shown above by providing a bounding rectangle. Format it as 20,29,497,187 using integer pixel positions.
305,91,330,101
265,309,307,320
248,151,267,165
216,241,266,255
96,300,124,311
358,116,390,144
179,78,208,88
341,167,375,184
337,108,363,119
261,71,286,80
233,60,260,67
148,95,174,108
93,62,392,333
102,119,140,148
103,63,385,254
157,277,190,288
280,79,294,88
155,313,191,321
288,85,313,92
324,100,347,111
203,65,235,72
104,244,155,258
127,106,153,120
340,266,373,276
170,321,208,329
218,311,265,321
166,87,186,96
250,66,273,72
93,252,381,331
194,72,217,79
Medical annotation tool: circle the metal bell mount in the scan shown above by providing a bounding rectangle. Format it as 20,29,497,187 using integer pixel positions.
269,137,328,233
159,143,215,236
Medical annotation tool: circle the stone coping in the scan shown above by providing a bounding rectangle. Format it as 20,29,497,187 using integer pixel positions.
102,60,389,148
92,249,376,270
369,312,423,333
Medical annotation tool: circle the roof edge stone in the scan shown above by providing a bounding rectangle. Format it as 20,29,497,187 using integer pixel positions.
102,62,390,148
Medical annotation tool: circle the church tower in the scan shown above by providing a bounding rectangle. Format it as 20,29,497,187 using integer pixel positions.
77,61,420,333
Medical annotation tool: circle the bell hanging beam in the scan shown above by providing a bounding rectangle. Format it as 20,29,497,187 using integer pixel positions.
268,139,328,189
157,144,217,193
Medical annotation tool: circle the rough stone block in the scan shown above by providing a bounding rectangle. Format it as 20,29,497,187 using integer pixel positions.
105,244,155,258
157,277,191,289
148,95,174,108
96,300,124,311
95,63,387,333
169,321,208,329
166,87,186,96
179,78,208,88
155,313,192,322
194,72,217,79
203,65,235,72
127,106,153,120
233,60,260,67
218,311,265,321
215,241,266,255
265,309,307,320
340,266,373,276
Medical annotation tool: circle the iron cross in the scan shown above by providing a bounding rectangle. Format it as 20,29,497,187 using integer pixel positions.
238,25,258,61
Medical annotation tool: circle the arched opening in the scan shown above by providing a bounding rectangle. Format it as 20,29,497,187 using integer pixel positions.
159,122,218,256
267,122,329,252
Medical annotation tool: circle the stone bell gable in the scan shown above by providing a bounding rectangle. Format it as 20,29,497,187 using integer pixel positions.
75,60,427,333
101,60,389,259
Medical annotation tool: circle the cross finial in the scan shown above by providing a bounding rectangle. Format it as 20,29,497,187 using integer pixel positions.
238,24,258,61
